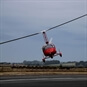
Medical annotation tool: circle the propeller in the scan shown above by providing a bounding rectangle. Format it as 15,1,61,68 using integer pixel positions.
49,38,53,44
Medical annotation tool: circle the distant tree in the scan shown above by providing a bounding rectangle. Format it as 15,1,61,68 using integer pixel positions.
23,60,31,65
45,60,60,65
76,61,87,67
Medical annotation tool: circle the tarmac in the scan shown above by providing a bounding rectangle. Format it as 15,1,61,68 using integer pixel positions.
0,74,87,87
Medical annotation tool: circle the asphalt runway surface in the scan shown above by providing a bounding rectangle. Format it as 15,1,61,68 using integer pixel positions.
0,75,87,87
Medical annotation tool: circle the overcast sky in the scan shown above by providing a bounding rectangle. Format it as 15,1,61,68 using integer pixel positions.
0,0,87,62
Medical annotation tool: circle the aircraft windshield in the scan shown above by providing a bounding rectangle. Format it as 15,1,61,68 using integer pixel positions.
42,44,55,51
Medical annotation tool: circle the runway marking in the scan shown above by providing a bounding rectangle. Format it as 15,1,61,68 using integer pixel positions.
0,77,87,83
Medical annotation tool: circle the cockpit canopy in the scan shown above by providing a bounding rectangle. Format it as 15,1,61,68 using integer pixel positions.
42,44,55,51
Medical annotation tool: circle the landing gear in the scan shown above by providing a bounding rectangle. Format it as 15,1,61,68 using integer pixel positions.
50,55,53,58
59,52,62,57
42,52,62,62
42,58,45,63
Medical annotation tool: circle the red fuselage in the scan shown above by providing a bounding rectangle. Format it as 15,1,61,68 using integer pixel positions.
42,44,57,57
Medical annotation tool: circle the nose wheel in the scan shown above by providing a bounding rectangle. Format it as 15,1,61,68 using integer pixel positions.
42,58,45,63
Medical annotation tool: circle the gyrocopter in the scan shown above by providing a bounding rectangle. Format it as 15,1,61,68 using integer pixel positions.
41,30,62,62
0,14,86,62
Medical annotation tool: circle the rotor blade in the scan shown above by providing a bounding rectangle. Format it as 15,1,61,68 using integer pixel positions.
0,14,87,45
0,32,40,45
49,38,53,44
46,14,87,31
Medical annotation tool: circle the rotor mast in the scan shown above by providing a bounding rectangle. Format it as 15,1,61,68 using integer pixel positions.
42,31,49,44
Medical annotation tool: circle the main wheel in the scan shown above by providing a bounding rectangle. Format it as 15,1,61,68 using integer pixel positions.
59,52,62,57
42,58,45,62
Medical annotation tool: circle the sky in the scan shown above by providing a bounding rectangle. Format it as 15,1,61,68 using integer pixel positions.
0,0,87,63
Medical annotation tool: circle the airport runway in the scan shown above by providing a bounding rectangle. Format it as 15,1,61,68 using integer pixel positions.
0,75,87,87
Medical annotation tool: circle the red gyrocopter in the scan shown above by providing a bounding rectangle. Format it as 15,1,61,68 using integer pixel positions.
0,14,86,62
41,30,62,62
